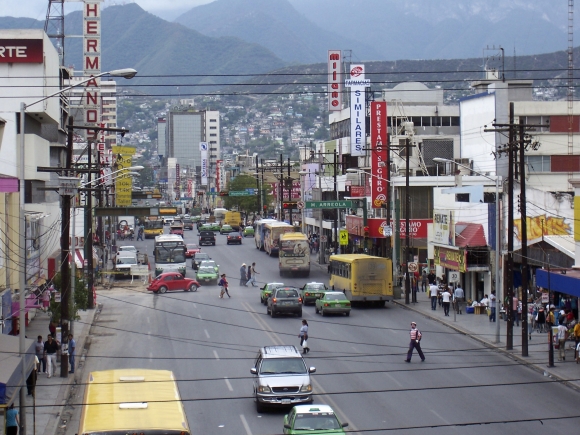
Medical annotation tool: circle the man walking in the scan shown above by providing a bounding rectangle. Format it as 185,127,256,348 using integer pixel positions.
441,287,452,316
421,270,428,292
429,282,438,310
43,334,59,378
557,322,568,361
248,262,259,287
513,295,520,327
68,333,76,374
35,335,46,374
489,290,497,322
405,321,425,362
454,284,465,314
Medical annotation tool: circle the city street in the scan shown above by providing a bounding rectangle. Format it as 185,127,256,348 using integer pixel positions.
64,227,580,434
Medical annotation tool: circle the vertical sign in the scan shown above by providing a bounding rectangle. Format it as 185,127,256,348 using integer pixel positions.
371,102,388,208
345,64,370,157
83,1,102,137
200,142,208,186
216,159,224,192
187,179,193,198
327,50,342,111
433,209,455,246
112,146,135,206
175,163,181,199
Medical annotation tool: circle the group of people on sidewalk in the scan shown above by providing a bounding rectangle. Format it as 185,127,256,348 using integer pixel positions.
33,327,76,379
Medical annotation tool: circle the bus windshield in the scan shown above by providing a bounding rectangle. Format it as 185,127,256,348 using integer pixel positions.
154,235,186,275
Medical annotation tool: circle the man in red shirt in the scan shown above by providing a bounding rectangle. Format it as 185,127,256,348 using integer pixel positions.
405,322,425,363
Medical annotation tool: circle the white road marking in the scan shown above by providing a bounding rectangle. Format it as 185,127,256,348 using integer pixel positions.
240,414,253,435
198,314,203,320
431,409,452,425
224,377,233,391
192,303,197,309
384,373,402,387
213,350,220,360
204,329,210,338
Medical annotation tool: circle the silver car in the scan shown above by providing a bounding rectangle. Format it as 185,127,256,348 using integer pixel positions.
251,345,315,412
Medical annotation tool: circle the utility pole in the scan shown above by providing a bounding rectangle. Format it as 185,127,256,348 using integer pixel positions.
506,103,515,350
405,137,411,305
333,150,338,252
288,157,292,225
86,138,94,309
279,153,283,221
519,119,529,356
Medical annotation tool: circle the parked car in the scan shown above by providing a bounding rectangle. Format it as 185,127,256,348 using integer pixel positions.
251,345,315,412
260,282,284,304
267,286,303,317
192,252,211,270
185,243,201,258
220,224,234,234
147,272,200,294
283,404,348,434
243,226,255,237
315,292,351,316
300,282,328,305
195,265,219,284
226,233,242,245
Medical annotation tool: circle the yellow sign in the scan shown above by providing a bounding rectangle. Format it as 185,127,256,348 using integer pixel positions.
112,146,136,155
115,155,132,206
339,229,349,246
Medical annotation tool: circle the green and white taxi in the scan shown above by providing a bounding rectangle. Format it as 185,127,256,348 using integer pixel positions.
283,404,349,434
315,292,351,316
195,264,219,284
300,282,328,305
260,282,284,304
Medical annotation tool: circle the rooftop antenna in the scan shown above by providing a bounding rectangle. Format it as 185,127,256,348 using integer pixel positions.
45,0,65,66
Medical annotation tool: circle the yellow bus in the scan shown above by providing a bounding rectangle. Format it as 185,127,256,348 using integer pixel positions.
78,369,190,435
279,232,310,277
328,254,393,306
144,216,164,239
264,221,294,256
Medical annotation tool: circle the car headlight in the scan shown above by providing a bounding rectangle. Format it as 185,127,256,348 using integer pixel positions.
257,385,271,393
300,384,312,393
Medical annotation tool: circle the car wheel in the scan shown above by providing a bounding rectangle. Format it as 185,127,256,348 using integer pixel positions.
322,309,327,317
270,308,277,318
297,310,302,317
256,400,265,413
345,311,350,316
189,284,198,292
315,306,319,314
159,286,168,294
266,305,270,315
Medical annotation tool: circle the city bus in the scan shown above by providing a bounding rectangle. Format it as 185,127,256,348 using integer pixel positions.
78,369,190,435
144,216,164,239
254,218,278,250
279,232,310,277
328,254,393,306
154,234,186,276
264,221,294,256
213,207,227,222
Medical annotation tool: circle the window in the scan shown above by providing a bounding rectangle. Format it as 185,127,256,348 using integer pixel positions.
210,126,217,129
525,155,551,173
210,119,217,122
210,133,217,137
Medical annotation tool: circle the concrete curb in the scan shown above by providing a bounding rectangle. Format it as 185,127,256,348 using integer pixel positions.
392,298,580,393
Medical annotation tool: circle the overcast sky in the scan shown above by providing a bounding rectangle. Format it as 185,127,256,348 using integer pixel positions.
2,0,215,22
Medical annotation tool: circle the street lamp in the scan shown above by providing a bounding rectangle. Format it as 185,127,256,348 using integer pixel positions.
433,157,502,344
17,67,137,401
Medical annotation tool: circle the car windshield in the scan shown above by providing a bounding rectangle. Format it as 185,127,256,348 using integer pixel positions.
201,261,217,268
119,246,136,251
259,358,306,375
326,293,347,301
198,267,215,273
294,414,341,431
195,255,209,261
187,244,199,250
117,256,137,265
307,284,325,290
276,289,299,298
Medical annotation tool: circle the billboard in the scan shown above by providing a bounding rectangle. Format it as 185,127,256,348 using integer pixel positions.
345,64,370,156
83,1,102,141
0,39,43,63
200,142,208,186
370,101,388,208
327,50,342,111
433,209,454,246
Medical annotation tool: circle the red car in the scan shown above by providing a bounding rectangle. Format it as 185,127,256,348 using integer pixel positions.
169,224,184,236
147,272,200,294
185,243,201,258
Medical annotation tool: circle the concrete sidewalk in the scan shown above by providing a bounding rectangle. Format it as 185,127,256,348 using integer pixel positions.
19,305,97,435
393,290,580,390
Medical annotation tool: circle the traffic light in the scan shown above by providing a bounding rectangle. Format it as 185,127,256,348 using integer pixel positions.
219,191,229,197
363,226,370,238
282,202,298,210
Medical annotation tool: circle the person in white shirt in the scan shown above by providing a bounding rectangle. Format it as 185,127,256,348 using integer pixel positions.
480,295,489,306
441,287,452,316
489,291,497,322
429,283,438,311
557,323,568,361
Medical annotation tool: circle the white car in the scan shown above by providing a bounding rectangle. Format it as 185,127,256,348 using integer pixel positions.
164,217,174,226
118,246,137,253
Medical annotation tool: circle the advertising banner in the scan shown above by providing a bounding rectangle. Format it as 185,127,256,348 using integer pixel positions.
433,209,454,246
0,39,43,63
434,246,466,273
370,101,388,208
345,64,370,157
345,216,430,239
83,1,102,139
200,142,208,186
115,154,132,206
327,50,342,111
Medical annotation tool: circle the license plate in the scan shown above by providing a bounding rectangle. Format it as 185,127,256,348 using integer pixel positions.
281,399,291,404
204,279,210,282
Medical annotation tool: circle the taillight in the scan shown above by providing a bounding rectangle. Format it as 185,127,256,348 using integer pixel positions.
324,303,329,307
346,302,351,306
305,292,310,296
298,297,303,303
272,298,277,303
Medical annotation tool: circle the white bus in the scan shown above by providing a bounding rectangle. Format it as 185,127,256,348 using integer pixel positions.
213,207,227,223
264,221,294,256
279,232,310,277
255,218,278,251
154,234,186,276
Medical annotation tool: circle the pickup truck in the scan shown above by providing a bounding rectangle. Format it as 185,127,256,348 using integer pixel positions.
114,252,138,278
199,230,216,246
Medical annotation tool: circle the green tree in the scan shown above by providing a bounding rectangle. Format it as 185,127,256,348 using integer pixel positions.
47,272,89,324
224,174,272,213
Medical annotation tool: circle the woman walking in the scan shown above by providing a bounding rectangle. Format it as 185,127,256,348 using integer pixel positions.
239,263,248,286
218,274,230,298
299,319,309,354
6,403,19,435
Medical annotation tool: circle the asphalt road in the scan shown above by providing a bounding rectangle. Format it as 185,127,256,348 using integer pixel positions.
69,226,580,434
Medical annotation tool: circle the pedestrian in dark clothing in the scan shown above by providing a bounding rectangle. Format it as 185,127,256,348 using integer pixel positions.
239,263,248,286
218,274,230,298
405,322,425,362
427,271,436,285
247,265,252,283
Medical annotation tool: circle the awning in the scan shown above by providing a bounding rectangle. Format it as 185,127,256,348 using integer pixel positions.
455,222,487,248
536,268,580,298
0,334,35,405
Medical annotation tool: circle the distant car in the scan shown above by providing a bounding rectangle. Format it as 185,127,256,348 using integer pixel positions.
118,245,137,253
164,217,174,226
220,224,234,234
183,218,194,230
243,226,255,237
199,260,219,273
185,243,201,258
260,282,285,304
184,214,190,219
199,223,213,232
147,272,200,294
198,230,216,246
145,201,150,206
267,286,303,317
226,233,242,245
169,224,184,236
300,282,328,305
315,292,351,317
192,253,211,270
283,405,348,434
196,265,219,284
208,222,221,231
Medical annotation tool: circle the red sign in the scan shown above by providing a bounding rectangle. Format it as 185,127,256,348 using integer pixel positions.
0,39,43,63
271,181,301,199
327,50,342,111
370,101,388,208
347,185,366,197
346,216,430,239
350,66,363,77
